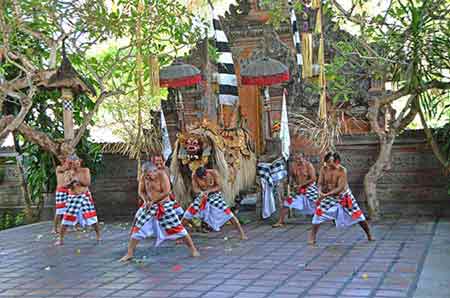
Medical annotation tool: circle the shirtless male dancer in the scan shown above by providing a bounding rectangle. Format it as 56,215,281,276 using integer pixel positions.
309,152,374,244
53,157,71,233
151,154,183,216
120,162,199,261
56,154,101,245
273,153,318,227
182,166,247,240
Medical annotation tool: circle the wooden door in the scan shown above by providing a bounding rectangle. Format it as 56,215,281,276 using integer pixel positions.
235,48,263,155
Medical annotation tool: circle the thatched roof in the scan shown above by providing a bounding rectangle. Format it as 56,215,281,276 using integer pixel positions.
47,42,96,96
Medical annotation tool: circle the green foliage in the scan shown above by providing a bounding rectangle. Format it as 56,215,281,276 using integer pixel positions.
208,41,220,64
94,0,206,161
259,0,302,29
434,122,450,163
3,0,204,185
17,90,103,207
0,211,25,231
2,69,102,209
434,121,450,195
259,0,285,29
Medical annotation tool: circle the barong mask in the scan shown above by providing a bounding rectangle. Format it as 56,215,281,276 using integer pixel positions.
185,137,203,160
177,131,212,173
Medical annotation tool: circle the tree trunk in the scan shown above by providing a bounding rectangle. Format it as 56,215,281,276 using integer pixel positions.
12,133,35,223
364,98,395,220
363,132,395,220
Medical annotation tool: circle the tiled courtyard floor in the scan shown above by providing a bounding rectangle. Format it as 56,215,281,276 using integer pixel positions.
0,217,449,298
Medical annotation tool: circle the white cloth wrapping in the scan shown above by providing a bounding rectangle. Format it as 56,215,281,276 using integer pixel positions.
183,192,233,231
257,159,288,219
284,194,316,214
261,179,276,219
312,189,366,227
160,109,172,162
312,204,366,227
280,91,290,161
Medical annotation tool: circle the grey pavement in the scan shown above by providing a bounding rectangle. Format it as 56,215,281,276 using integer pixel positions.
0,216,449,298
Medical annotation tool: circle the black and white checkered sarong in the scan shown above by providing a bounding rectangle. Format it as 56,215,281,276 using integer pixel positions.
133,199,183,234
316,189,363,219
183,191,233,231
292,182,318,202
55,187,70,215
62,191,97,226
187,191,230,215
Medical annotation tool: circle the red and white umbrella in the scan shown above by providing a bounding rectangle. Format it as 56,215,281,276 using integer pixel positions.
160,62,201,88
159,62,202,131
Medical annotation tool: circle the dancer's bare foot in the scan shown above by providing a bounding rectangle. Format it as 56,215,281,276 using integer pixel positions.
119,255,133,262
54,239,64,246
272,222,285,228
191,250,200,257
240,235,248,240
368,235,375,241
307,233,316,246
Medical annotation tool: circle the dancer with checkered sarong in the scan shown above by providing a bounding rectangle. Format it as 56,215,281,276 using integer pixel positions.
182,167,248,240
53,157,71,234
136,154,184,217
152,154,184,217
56,154,101,245
273,153,318,228
309,152,374,245
120,162,199,262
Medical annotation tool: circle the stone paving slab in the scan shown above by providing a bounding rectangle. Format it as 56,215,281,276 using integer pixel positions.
0,217,448,298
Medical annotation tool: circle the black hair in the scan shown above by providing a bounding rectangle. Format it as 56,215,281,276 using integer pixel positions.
324,152,341,163
333,152,341,162
195,166,207,178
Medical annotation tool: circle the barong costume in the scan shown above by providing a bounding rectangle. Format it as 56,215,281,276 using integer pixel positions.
183,191,233,231
284,182,318,215
131,199,187,246
312,188,365,227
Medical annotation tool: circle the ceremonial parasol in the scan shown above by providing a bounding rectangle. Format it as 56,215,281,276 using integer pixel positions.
160,62,202,131
241,57,290,138
47,41,96,143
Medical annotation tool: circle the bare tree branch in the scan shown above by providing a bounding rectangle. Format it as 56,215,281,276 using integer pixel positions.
71,90,123,147
398,98,419,131
392,94,416,130
378,81,450,106
0,86,35,143
13,121,61,157
418,106,450,170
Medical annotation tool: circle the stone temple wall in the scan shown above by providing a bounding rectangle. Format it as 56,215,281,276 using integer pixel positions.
0,130,448,220
336,131,449,217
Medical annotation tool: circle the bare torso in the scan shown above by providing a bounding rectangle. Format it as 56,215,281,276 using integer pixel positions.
192,170,219,193
66,168,90,194
292,161,315,187
144,174,167,201
56,166,67,188
319,165,348,194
